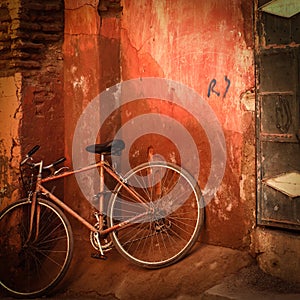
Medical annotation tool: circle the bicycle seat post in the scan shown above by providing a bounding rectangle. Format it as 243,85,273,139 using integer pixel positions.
98,154,105,230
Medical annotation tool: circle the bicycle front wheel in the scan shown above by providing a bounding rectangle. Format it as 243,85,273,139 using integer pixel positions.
108,161,204,269
0,198,73,298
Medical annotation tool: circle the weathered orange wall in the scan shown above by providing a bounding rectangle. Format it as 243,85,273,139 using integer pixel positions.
0,0,65,208
120,0,256,248
63,0,256,249
63,0,121,222
0,75,22,209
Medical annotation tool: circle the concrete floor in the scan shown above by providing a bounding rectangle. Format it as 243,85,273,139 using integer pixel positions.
1,236,300,299
60,237,300,300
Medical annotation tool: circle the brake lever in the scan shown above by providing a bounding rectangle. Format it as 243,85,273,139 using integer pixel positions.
20,156,34,167
54,166,69,176
20,145,40,166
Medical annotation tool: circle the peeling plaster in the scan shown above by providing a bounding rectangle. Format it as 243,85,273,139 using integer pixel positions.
62,0,257,249
240,89,255,111
169,151,177,164
0,74,22,207
73,75,89,95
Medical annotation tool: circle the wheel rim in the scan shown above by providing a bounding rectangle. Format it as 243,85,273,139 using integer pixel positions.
0,199,72,297
109,162,203,267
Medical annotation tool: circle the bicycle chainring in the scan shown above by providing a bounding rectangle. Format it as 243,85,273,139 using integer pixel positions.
89,222,113,252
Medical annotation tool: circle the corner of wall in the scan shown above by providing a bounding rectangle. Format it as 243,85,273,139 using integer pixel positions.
251,227,300,283
0,73,23,209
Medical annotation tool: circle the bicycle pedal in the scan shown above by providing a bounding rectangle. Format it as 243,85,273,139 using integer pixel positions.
91,253,107,260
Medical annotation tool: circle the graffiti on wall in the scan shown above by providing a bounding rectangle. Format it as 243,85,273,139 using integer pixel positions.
207,76,231,98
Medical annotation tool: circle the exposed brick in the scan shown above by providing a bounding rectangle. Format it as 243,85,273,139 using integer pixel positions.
0,42,10,51
31,33,62,42
35,15,60,22
0,0,63,162
22,3,44,11
44,3,62,11
10,30,30,40
11,50,31,59
41,23,63,32
0,24,8,31
19,21,42,31
9,60,41,69
22,2,62,11
12,40,45,50
0,8,10,22
0,52,12,60
0,34,11,42
0,0,64,75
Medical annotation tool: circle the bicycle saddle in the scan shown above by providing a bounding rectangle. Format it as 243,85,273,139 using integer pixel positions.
85,139,125,156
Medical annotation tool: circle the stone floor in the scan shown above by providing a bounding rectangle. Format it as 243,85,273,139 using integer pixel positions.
1,236,300,299
202,265,300,300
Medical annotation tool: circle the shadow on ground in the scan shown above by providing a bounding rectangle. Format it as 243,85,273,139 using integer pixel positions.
1,233,300,299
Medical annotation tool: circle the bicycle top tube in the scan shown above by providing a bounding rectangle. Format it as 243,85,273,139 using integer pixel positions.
22,139,125,184
40,160,104,183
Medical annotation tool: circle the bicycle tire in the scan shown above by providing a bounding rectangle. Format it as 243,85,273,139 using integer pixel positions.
108,161,204,269
0,198,73,298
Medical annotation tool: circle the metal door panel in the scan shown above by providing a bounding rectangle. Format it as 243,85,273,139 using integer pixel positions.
256,3,300,230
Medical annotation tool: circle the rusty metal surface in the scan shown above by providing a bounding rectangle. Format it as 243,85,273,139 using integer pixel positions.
256,5,300,230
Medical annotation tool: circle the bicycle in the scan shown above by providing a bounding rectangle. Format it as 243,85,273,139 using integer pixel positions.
0,140,204,298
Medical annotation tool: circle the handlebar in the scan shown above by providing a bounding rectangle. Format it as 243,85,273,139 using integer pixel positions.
27,145,40,157
20,145,66,170
20,145,40,166
43,157,66,170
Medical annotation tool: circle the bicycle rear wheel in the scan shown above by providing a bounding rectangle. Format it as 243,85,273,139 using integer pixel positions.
108,161,204,268
0,198,73,298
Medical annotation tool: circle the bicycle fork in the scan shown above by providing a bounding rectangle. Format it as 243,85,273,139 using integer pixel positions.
24,162,44,246
24,192,41,246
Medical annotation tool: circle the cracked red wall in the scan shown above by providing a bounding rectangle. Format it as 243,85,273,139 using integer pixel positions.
120,0,255,248
0,75,22,209
63,0,121,221
0,0,65,208
62,0,255,249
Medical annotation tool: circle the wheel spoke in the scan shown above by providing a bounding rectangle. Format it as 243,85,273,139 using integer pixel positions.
109,161,204,268
0,199,73,298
